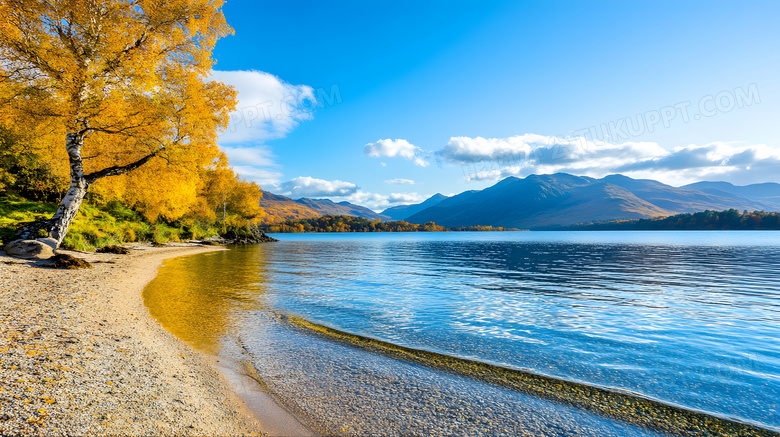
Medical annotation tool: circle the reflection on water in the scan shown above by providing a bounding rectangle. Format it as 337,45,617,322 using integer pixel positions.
143,232,780,432
145,245,667,436
258,231,780,431
143,247,267,353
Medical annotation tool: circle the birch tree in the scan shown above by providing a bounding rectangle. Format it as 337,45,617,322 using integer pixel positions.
0,0,236,245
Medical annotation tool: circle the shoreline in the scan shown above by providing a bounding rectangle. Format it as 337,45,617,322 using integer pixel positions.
285,315,777,437
4,241,775,436
0,244,265,435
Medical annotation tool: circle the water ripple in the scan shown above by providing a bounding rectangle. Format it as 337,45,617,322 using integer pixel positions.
258,231,780,429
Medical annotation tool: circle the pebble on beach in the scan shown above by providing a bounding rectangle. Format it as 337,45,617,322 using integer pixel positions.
0,245,262,436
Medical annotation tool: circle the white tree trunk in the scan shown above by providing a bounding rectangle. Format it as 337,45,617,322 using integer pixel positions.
48,132,89,245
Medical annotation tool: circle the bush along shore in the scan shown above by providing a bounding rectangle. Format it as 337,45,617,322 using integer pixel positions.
0,193,276,255
258,215,520,233
559,209,780,231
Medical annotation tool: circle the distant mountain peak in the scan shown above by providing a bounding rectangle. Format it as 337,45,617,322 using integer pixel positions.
401,173,780,229
381,192,450,221
259,192,389,223
259,173,780,227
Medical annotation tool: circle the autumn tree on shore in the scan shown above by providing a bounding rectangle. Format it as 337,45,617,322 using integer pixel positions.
202,152,264,232
0,0,236,246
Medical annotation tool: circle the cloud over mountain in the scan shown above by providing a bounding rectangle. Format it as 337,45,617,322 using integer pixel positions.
434,134,780,185
388,192,425,203
271,175,425,211
276,176,358,198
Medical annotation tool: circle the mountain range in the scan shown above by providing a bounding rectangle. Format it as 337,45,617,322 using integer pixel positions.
380,174,780,229
258,191,389,224
381,193,449,221
257,174,780,229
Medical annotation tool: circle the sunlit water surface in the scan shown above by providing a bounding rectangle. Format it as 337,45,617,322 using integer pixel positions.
144,231,780,432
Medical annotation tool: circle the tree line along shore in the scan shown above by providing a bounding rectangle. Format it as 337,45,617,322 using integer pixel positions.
4,190,777,253
258,215,518,233
560,209,780,231
261,210,780,233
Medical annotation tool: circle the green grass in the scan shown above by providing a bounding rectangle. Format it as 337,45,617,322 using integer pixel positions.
0,193,220,250
0,193,58,226
0,193,58,244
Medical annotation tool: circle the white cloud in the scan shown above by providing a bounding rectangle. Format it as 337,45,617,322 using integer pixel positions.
340,191,425,211
269,175,426,211
230,165,284,187
221,145,282,185
364,139,417,159
414,157,430,167
385,178,415,185
616,142,777,172
364,139,430,167
221,145,277,167
213,70,316,145
341,191,391,211
436,134,780,185
209,70,318,187
438,134,666,166
388,192,425,204
275,176,358,198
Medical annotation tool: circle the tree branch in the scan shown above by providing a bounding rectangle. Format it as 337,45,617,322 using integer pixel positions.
84,151,159,184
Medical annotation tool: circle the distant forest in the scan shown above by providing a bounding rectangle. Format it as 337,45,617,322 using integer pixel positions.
567,209,780,230
259,216,518,233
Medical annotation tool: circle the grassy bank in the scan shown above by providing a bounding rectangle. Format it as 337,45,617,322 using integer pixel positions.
0,194,222,250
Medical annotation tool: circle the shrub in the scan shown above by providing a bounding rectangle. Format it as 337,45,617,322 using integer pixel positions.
122,226,137,242
0,225,15,245
61,234,94,252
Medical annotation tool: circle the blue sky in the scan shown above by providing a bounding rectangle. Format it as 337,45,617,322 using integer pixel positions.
211,0,780,211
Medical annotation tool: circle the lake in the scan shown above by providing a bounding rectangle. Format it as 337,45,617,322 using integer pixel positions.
144,231,780,435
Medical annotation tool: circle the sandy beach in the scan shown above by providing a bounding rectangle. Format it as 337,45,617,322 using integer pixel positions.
0,244,263,436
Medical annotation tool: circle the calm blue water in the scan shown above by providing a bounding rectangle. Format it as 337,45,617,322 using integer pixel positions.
257,231,780,430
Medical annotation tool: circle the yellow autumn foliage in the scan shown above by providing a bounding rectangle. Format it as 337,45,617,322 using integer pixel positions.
0,0,267,235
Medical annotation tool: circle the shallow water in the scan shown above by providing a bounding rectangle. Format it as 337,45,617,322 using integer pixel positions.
144,231,780,433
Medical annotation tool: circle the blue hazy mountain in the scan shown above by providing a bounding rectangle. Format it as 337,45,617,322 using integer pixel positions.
401,173,776,229
683,181,780,211
380,193,449,221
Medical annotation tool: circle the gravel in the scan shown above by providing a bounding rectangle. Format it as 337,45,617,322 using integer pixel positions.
0,245,262,436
